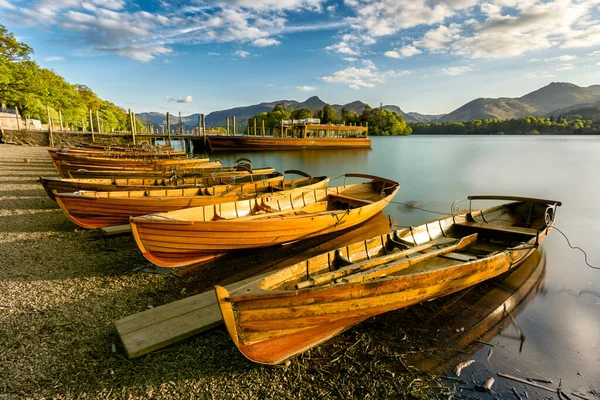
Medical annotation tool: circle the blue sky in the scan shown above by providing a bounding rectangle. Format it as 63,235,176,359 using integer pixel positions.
1,0,600,115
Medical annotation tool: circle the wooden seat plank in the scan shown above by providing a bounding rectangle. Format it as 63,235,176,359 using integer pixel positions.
114,271,271,358
455,221,539,236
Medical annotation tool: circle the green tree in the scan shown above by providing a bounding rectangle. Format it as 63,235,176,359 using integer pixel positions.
321,104,337,124
290,108,312,119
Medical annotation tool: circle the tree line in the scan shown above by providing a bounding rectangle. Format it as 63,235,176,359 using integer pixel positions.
0,24,135,131
248,104,413,136
409,116,600,135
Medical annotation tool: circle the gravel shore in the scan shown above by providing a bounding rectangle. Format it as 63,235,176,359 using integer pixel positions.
1,144,443,399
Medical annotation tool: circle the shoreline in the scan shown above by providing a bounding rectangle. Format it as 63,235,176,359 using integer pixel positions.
0,144,441,398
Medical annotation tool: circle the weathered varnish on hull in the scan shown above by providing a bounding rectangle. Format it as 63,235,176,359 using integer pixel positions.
130,174,399,268
52,160,222,178
63,166,275,180
50,147,187,158
39,169,280,200
53,175,329,229
207,135,371,151
215,196,561,365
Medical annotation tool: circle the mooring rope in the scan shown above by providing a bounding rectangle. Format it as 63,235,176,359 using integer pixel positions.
384,199,449,215
553,226,600,270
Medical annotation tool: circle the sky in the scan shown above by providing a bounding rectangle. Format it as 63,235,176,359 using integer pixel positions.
1,0,600,116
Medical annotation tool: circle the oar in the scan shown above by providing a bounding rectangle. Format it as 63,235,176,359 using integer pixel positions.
296,235,458,289
340,233,478,284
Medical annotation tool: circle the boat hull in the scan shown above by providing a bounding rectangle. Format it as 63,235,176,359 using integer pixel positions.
53,176,328,229
130,176,399,268
208,135,371,151
215,197,560,365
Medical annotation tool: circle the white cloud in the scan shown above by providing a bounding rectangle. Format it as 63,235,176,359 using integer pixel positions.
399,45,422,57
0,0,15,10
342,57,357,62
522,71,557,79
557,64,575,71
252,38,280,47
384,50,401,59
414,24,462,52
208,52,220,56
166,95,193,103
587,50,600,56
529,55,578,63
344,0,477,37
325,41,359,55
441,66,474,76
43,56,64,62
112,45,172,62
297,86,316,91
233,50,251,58
320,60,407,90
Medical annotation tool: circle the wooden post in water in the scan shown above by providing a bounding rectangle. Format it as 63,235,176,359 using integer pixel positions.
46,105,54,147
197,115,201,137
89,109,94,137
58,110,63,132
262,119,265,137
166,112,171,146
280,119,284,138
15,106,20,130
253,118,257,137
131,110,137,145
232,115,236,135
95,110,101,135
226,117,230,135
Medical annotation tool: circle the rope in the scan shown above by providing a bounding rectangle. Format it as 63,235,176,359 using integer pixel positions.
384,199,448,215
553,226,600,270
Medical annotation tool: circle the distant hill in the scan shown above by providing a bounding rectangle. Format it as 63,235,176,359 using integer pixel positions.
551,100,600,120
440,82,600,122
137,97,415,128
407,112,446,122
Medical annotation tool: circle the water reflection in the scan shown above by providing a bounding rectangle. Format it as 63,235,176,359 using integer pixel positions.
405,248,546,375
170,135,600,389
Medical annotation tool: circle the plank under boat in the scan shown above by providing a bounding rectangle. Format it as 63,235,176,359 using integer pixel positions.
130,174,400,268
53,172,330,229
214,195,561,365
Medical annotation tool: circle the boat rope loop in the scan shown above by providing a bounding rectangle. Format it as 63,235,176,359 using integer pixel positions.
553,226,600,270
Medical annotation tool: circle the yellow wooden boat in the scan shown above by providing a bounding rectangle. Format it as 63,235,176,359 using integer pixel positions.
40,167,277,200
53,172,329,229
130,174,400,268
50,147,187,158
51,159,220,178
215,195,561,365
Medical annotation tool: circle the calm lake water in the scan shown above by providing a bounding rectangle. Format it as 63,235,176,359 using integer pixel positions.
175,135,600,394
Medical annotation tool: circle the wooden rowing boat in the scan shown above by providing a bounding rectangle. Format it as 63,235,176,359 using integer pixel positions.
130,174,400,268
52,147,188,158
40,167,278,200
53,172,329,229
49,149,204,164
51,158,220,178
214,195,561,365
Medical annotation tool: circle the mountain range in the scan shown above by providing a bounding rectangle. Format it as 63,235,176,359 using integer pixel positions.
136,82,600,128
